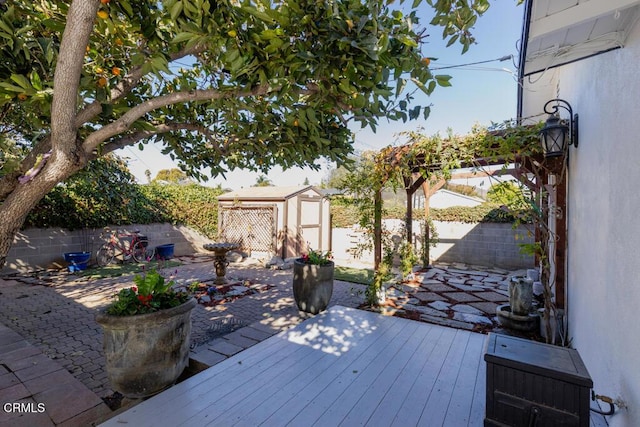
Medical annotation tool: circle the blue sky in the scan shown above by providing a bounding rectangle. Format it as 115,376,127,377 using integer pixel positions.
121,1,525,189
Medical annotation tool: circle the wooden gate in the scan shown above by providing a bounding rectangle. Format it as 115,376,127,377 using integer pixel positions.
219,206,276,254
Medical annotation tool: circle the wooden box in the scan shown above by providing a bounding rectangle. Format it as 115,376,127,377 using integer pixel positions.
484,333,593,426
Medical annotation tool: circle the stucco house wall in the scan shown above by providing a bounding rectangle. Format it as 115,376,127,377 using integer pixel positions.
522,18,640,427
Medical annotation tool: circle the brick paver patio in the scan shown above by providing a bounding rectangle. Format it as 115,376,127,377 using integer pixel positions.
0,255,519,425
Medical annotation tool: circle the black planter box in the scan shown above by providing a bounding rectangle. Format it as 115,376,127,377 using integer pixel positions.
484,333,593,427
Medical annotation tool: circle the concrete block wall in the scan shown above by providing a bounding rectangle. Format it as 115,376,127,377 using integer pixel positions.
4,223,213,273
430,221,534,268
4,221,534,272
332,221,534,270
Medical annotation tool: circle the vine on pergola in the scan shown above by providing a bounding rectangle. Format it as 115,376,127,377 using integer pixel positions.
340,120,567,342
370,120,567,343
369,121,544,264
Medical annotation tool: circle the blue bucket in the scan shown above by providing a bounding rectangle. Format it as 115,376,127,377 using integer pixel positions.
155,244,175,260
64,252,91,272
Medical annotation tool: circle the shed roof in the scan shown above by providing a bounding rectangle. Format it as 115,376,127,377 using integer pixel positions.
429,189,484,209
217,185,319,201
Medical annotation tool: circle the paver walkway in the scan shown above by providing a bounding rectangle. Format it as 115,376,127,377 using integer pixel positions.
0,255,519,425
0,323,111,426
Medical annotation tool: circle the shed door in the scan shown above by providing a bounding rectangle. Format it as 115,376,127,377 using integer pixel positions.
219,206,276,254
298,197,323,253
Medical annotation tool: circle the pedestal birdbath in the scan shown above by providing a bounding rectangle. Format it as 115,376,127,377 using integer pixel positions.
203,243,240,284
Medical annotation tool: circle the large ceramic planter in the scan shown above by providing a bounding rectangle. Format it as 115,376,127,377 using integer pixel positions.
292,259,334,314
95,298,197,398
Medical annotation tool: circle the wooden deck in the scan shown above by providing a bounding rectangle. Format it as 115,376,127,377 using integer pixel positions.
101,306,488,426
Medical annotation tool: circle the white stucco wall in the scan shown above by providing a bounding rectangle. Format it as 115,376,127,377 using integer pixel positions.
522,22,640,426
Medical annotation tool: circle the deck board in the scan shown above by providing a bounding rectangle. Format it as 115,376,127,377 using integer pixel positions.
442,332,487,426
366,325,445,427
100,306,489,427
390,326,459,427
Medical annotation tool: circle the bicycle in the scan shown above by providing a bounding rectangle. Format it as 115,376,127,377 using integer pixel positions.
96,229,155,267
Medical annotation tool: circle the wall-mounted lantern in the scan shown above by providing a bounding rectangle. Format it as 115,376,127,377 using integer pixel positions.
540,99,578,158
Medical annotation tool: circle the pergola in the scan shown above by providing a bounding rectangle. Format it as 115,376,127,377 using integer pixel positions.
371,134,568,308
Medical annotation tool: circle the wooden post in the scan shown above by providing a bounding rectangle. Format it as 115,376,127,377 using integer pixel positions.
421,180,431,267
554,168,567,309
404,176,413,244
374,188,382,270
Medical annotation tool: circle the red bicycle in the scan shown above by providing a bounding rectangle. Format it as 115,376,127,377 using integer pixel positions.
96,229,154,266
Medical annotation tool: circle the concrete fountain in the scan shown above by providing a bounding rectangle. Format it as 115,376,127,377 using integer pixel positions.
496,274,540,332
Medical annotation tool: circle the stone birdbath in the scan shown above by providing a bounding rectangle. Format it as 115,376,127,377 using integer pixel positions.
203,242,240,284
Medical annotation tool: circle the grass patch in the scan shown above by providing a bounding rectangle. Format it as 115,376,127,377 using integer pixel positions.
79,259,182,280
334,265,375,285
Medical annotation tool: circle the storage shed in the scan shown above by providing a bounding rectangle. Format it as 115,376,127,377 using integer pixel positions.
217,186,331,258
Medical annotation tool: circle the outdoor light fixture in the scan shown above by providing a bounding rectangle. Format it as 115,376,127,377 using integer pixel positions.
540,99,578,158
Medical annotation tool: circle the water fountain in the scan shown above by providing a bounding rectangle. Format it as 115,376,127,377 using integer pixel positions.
496,275,540,332
203,242,240,284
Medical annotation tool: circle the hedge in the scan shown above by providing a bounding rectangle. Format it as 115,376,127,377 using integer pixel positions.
25,182,222,238
330,201,524,228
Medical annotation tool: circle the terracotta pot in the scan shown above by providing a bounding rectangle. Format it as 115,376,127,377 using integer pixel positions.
292,259,334,314
96,298,196,398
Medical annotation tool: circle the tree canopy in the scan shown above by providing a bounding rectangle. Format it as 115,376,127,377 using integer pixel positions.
253,174,273,187
154,168,189,183
0,0,496,267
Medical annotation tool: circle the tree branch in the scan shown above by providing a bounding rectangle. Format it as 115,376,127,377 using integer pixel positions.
0,136,52,201
51,0,99,154
95,123,224,159
83,84,277,153
75,44,206,127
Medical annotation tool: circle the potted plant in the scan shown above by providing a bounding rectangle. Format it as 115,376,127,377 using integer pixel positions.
292,248,334,314
95,268,196,398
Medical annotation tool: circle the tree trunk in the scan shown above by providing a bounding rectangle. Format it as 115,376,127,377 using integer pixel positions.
0,152,83,269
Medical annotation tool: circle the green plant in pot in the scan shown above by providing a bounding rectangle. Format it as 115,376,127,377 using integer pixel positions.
292,248,334,314
96,268,196,398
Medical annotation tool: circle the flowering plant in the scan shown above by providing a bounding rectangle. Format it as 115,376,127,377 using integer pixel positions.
300,248,333,266
105,269,190,316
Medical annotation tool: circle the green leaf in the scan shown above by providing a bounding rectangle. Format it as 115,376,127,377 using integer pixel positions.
170,1,183,21
306,109,318,125
0,19,12,35
119,0,134,17
423,106,431,120
435,74,452,87
29,71,42,91
339,79,352,94
173,32,196,44
410,78,430,96
10,74,31,90
0,82,27,92
242,6,275,23
446,34,459,47
395,78,407,97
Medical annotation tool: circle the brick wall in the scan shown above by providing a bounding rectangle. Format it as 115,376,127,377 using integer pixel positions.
4,224,212,272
